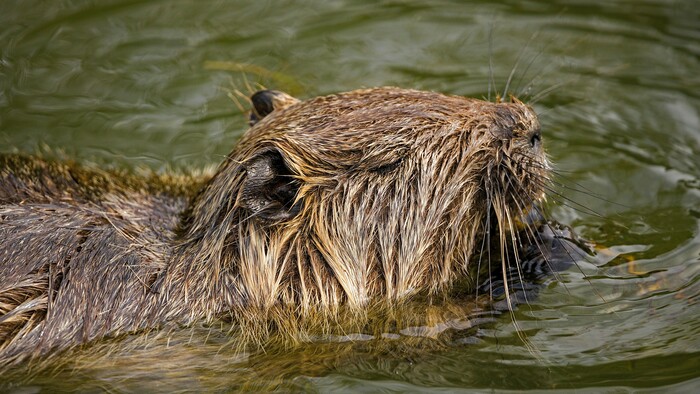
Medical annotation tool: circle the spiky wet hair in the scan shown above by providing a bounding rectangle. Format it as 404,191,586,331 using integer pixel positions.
153,87,548,324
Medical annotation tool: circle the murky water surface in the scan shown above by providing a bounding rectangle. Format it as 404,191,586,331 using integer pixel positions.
1,0,699,392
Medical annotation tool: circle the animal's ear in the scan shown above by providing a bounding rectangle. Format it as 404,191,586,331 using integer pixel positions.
239,149,302,222
249,90,300,126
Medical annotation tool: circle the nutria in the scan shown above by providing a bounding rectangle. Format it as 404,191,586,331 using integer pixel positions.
0,87,548,367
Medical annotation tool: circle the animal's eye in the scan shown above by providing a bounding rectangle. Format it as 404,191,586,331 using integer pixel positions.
530,130,541,147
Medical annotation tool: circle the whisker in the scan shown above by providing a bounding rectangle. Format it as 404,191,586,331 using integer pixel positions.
529,78,578,104
488,23,496,103
541,223,610,306
501,172,542,297
505,199,529,307
475,196,492,301
536,182,604,218
511,187,573,295
549,170,631,209
509,165,610,307
512,37,546,100
495,189,540,355
503,30,541,99
505,153,626,213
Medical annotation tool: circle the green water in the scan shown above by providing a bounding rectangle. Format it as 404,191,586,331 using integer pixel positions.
1,0,699,392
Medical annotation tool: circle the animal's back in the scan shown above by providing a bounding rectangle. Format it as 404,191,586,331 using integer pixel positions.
0,154,188,365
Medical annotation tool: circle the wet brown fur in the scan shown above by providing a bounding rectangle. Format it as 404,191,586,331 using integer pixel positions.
0,87,548,367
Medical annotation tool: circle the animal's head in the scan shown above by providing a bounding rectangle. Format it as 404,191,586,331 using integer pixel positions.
184,87,548,309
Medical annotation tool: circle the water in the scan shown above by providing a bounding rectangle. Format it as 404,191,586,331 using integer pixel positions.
1,0,699,391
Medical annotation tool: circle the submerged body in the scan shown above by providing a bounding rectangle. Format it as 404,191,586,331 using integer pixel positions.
0,87,549,366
